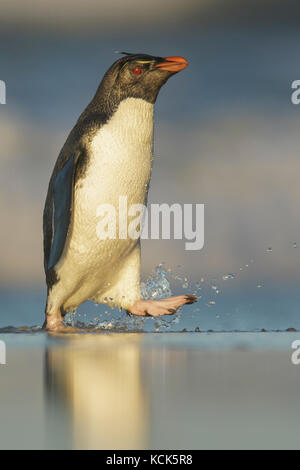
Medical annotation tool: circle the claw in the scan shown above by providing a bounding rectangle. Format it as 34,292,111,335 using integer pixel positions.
185,295,198,304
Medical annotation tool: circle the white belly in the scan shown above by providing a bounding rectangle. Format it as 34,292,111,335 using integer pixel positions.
54,98,154,310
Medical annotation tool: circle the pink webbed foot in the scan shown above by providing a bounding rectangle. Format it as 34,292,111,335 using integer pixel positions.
44,313,79,333
127,295,197,317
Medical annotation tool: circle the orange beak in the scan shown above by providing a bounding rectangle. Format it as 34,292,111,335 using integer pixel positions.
155,56,188,73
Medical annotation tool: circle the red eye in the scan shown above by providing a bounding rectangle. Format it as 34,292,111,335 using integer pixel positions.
133,67,142,75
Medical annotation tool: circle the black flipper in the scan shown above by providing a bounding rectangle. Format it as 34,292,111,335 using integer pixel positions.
47,152,77,270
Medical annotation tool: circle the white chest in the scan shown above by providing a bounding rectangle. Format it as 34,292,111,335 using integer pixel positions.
66,97,154,261
55,98,154,302
78,97,154,209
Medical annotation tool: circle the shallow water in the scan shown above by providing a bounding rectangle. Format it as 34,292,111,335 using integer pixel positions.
1,275,300,333
1,332,300,450
1,267,299,449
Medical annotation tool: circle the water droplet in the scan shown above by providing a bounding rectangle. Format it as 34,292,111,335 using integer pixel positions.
257,284,262,289
211,285,217,290
293,242,297,248
267,247,272,253
222,273,235,280
182,282,188,289
208,301,215,306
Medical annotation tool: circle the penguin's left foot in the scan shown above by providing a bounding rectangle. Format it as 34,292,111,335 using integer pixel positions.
44,313,79,333
127,295,197,317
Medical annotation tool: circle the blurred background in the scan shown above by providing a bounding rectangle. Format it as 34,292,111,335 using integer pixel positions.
1,0,300,330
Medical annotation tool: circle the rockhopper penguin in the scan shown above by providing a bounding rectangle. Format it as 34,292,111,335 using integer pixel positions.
43,52,197,331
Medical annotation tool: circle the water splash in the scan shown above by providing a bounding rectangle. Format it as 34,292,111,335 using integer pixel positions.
141,264,172,300
58,240,298,332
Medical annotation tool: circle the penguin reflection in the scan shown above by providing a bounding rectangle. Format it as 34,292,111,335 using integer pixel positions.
45,335,148,449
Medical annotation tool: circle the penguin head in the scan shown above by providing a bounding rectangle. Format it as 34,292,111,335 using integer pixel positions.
97,52,188,109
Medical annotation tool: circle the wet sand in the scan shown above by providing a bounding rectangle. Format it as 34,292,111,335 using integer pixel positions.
0,332,299,450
